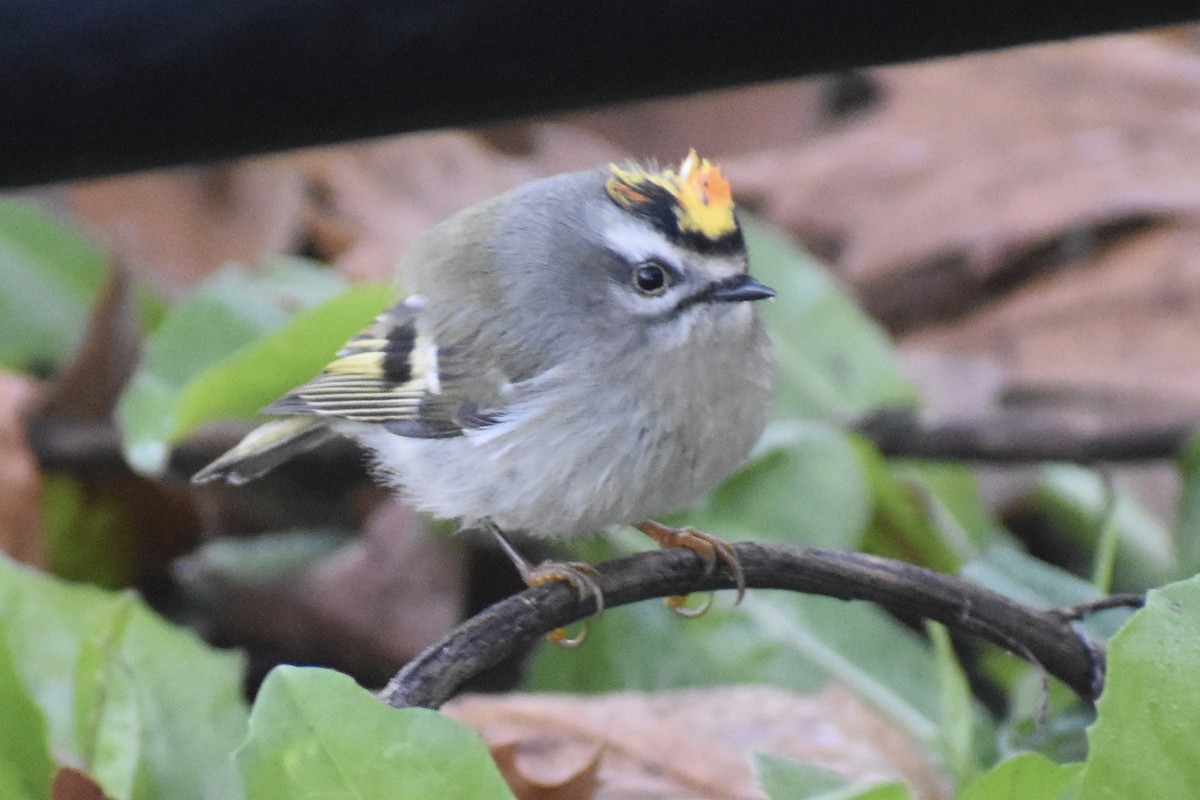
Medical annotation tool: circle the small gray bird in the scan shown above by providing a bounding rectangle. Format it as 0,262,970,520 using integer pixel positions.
194,151,776,619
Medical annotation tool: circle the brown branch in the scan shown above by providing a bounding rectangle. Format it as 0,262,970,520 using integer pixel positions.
26,420,362,479
25,408,1200,480
23,417,1119,703
380,542,1107,710
855,408,1195,463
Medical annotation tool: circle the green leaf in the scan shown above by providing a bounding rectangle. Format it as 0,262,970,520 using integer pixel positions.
743,218,918,419
1174,433,1200,576
73,595,145,800
236,666,515,800
0,627,55,800
965,548,1117,763
739,595,942,744
41,472,139,588
169,281,394,441
1028,465,1175,592
0,554,248,800
116,259,390,475
0,562,133,758
529,593,944,748
754,756,912,800
0,199,108,372
1078,574,1200,800
996,672,1092,767
0,768,35,800
524,598,780,693
891,461,1007,552
957,752,1081,800
964,546,1100,611
929,623,978,786
676,421,871,549
844,785,911,800
87,664,144,800
855,442,974,573
755,754,846,799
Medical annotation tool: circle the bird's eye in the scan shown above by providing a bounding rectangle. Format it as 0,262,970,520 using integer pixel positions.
633,261,670,295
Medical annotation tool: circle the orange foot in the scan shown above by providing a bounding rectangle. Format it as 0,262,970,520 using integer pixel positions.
636,520,746,617
489,524,603,647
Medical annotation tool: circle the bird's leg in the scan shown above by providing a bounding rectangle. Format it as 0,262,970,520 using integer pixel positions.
487,523,603,647
635,520,746,617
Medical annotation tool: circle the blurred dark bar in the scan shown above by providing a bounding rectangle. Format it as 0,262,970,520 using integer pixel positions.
0,0,1197,186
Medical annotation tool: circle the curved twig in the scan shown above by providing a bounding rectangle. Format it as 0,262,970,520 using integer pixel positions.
381,542,1108,709
1050,593,1145,622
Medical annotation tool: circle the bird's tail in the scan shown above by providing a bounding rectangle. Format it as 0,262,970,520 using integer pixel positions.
191,416,333,485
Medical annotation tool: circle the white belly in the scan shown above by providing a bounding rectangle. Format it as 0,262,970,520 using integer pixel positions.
341,368,767,538
340,306,774,538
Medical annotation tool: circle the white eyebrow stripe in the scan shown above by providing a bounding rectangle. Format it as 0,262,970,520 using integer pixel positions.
602,218,686,269
603,217,746,279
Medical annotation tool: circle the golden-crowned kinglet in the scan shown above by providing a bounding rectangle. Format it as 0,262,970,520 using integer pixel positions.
194,150,776,614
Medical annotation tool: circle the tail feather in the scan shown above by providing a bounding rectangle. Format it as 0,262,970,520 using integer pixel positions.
192,417,333,485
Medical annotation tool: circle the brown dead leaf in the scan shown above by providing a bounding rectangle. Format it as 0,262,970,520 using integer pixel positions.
447,686,944,800
492,740,602,800
22,258,201,584
293,125,618,283
59,91,823,296
302,499,465,666
36,262,139,422
563,80,828,164
0,370,44,566
290,101,830,284
183,498,464,686
728,34,1200,332
906,221,1200,405
51,767,115,800
67,157,306,296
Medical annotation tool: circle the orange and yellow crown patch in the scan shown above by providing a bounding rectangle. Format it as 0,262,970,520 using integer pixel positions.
605,149,737,242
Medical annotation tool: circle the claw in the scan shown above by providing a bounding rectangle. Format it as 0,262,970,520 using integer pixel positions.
637,520,746,615
523,564,600,646
665,592,714,618
546,623,588,648
487,522,604,623
522,560,605,615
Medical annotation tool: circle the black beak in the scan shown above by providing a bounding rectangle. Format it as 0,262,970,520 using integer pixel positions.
708,273,776,303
